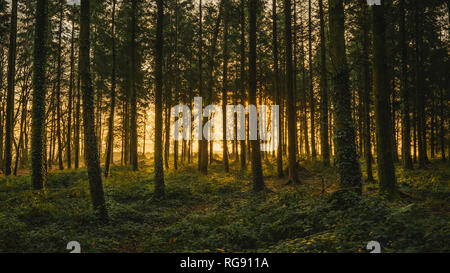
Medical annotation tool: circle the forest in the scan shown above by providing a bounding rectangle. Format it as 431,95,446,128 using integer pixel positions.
0,0,448,253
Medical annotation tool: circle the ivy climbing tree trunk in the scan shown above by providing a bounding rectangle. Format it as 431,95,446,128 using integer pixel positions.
328,0,361,193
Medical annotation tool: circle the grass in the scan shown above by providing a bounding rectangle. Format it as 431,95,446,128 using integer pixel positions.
0,157,448,253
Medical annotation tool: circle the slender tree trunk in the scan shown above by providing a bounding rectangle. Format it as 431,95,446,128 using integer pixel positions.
222,0,230,173
319,0,329,166
273,0,283,177
129,0,138,171
198,0,203,171
74,58,81,169
360,1,374,181
80,0,108,221
399,0,413,170
67,6,76,169
239,0,246,170
328,0,362,193
249,0,265,191
308,0,316,160
56,2,64,171
154,0,165,197
284,0,299,184
372,1,397,197
4,0,18,176
104,0,116,177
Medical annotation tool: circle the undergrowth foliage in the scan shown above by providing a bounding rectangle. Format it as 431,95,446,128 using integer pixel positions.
0,160,448,253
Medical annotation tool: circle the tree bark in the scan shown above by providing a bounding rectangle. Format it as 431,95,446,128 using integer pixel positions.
4,0,18,176
328,0,361,193
80,0,108,220
318,0,329,166
284,0,299,184
372,1,397,197
249,0,265,191
154,0,165,198
104,0,116,177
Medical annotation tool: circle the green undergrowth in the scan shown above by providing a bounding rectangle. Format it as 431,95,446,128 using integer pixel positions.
0,158,448,253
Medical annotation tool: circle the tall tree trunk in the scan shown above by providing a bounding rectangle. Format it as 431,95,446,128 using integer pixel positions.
80,0,108,221
198,0,203,171
318,0,329,166
360,0,374,181
414,1,428,168
308,0,316,160
399,0,413,169
372,1,397,197
201,0,223,174
328,0,361,193
284,0,299,184
222,0,229,173
129,0,138,171
74,58,81,169
4,0,18,175
104,0,116,177
239,0,246,170
31,0,48,183
154,0,165,198
56,1,64,171
67,6,76,169
249,0,265,191
273,0,283,177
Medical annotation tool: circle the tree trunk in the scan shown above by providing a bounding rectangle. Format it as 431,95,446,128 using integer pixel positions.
4,0,18,176
249,0,265,191
328,0,361,193
129,0,138,171
308,0,316,160
104,0,116,177
399,0,413,169
56,1,64,171
319,0,329,166
222,0,230,173
239,0,246,170
67,5,76,170
154,0,165,198
80,0,108,221
372,1,397,197
273,0,283,177
284,0,299,184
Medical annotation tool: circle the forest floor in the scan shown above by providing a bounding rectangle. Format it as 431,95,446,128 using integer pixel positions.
0,157,449,253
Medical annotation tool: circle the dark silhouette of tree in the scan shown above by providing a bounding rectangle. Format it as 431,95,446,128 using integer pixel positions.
154,0,165,198
273,0,283,177
79,0,108,220
372,0,397,197
4,0,17,176
318,0,329,166
104,0,117,178
399,0,413,170
249,0,264,191
31,0,48,189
